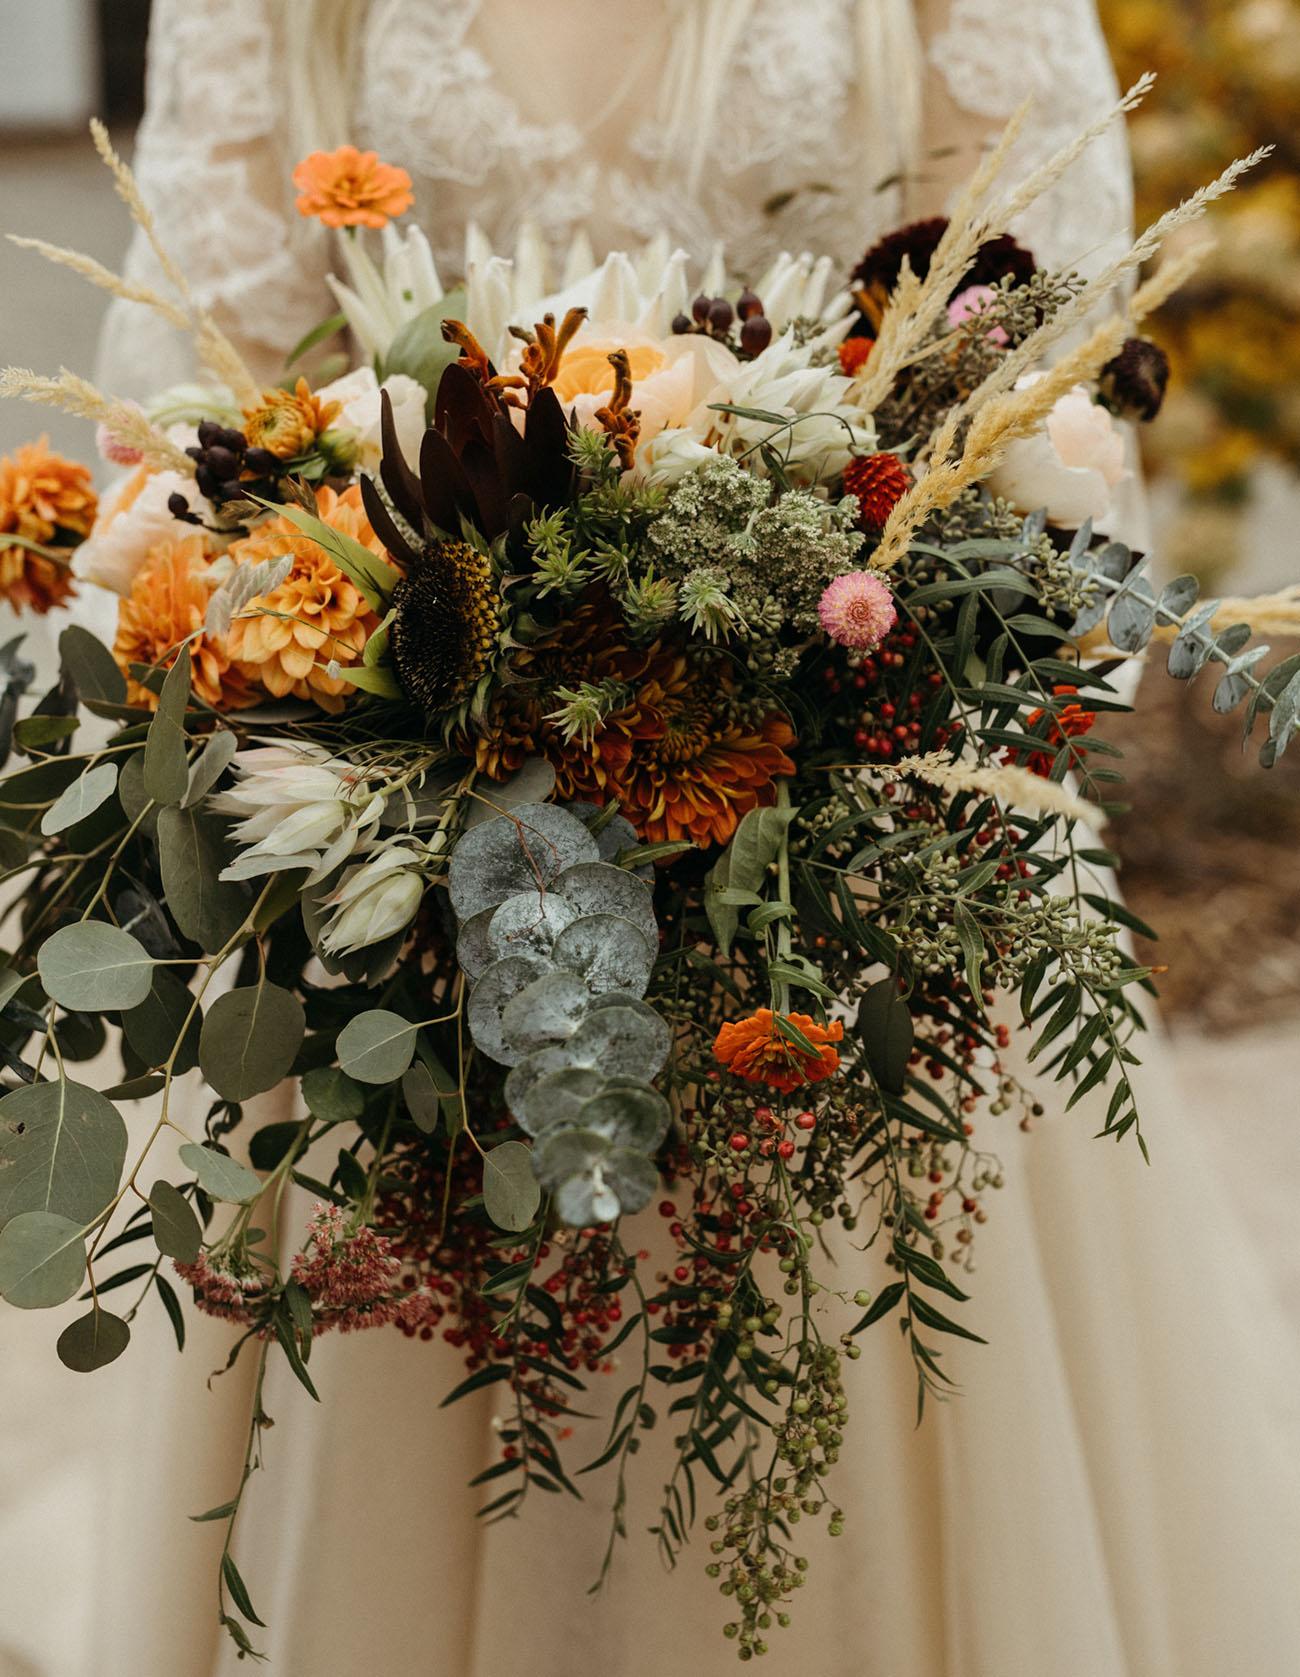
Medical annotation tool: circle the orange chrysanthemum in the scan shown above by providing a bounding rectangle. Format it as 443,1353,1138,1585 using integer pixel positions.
473,599,795,848
242,377,341,462
292,145,414,229
713,1008,844,1093
224,485,391,713
114,534,255,711
0,436,95,613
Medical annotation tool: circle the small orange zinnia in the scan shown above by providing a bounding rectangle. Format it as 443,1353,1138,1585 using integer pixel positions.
114,534,255,711
292,145,414,229
224,485,391,713
243,377,341,462
713,1008,843,1094
0,436,96,613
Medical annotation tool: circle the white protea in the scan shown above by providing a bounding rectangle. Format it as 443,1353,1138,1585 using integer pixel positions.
463,225,854,367
636,327,876,488
210,744,389,885
327,223,445,363
318,844,426,955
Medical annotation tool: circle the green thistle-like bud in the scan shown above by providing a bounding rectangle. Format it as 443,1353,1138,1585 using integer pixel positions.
620,568,678,636
679,566,747,642
543,678,629,748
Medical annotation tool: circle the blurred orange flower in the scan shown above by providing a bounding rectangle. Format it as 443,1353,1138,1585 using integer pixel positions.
0,436,95,613
114,534,255,710
292,146,414,229
713,1008,843,1093
224,485,391,712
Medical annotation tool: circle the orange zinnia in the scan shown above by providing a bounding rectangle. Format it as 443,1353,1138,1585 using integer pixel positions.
114,534,255,711
292,145,414,229
0,436,95,613
242,377,341,462
224,485,391,713
713,1008,843,1094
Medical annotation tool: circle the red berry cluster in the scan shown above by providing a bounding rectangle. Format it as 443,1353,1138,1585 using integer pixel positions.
820,625,962,763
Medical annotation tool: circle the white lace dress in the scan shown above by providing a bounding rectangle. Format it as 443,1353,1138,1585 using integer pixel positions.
10,4,1294,1676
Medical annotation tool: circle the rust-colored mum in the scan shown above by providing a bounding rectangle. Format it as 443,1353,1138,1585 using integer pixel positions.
842,451,910,535
713,1008,843,1093
837,336,874,377
292,145,414,229
473,598,794,848
242,377,341,462
114,534,255,710
224,485,391,713
0,436,95,613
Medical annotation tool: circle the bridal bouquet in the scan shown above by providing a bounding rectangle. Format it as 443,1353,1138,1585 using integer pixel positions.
0,95,1293,1660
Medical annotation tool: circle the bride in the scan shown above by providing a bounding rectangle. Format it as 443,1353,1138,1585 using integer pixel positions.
6,3,1296,1674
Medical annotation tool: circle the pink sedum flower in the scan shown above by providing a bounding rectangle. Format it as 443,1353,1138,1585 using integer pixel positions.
817,570,897,650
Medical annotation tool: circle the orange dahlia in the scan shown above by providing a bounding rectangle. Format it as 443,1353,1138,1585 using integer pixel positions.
292,145,414,229
113,534,254,710
0,436,95,613
224,485,391,713
242,377,341,462
713,1008,844,1094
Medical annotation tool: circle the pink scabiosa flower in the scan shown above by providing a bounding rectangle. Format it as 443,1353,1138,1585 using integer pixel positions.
947,284,1008,345
817,570,897,651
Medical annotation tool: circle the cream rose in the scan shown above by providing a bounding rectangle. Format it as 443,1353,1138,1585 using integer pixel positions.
318,368,427,469
73,467,202,596
987,376,1128,529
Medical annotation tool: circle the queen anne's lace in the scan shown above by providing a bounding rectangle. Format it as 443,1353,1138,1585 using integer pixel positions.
97,0,1135,396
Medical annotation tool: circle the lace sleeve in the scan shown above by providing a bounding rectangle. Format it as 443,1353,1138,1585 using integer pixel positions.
95,0,335,400
912,0,1134,277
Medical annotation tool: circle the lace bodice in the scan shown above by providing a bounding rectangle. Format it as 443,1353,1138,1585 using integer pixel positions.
97,0,1134,396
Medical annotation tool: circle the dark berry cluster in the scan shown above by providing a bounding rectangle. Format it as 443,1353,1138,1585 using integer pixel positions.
672,289,774,357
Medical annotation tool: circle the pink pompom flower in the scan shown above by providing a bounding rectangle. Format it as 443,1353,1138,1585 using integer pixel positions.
947,284,1009,346
95,412,144,467
817,570,897,650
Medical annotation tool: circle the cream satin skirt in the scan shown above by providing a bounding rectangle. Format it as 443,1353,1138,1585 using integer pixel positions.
5,1017,1297,1677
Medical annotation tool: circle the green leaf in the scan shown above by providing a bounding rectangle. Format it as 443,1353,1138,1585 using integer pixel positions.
0,1078,127,1228
14,713,79,750
381,287,467,416
848,1281,899,1334
222,1552,267,1628
157,804,251,949
57,1306,131,1371
953,900,985,1007
179,1143,263,1205
154,1272,186,1350
333,661,402,699
857,980,913,1095
122,968,202,1074
183,728,238,807
400,1060,441,1133
37,921,154,1011
59,623,127,707
199,981,305,1101
143,647,191,807
301,1064,365,1125
336,1009,417,1085
908,1294,987,1344
481,1139,540,1232
284,309,348,369
0,1210,86,1308
148,1179,202,1263
725,804,796,896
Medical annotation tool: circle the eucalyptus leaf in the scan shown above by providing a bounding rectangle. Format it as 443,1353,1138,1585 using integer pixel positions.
122,968,201,1074
448,804,599,921
552,861,657,946
183,729,238,807
59,624,127,707
0,1078,127,1228
148,1179,202,1263
37,922,154,1012
39,761,119,837
301,1064,366,1124
0,1210,86,1308
199,982,304,1101
481,1139,541,1233
467,955,552,1065
336,1009,417,1084
552,913,655,998
143,647,191,806
57,1306,131,1371
157,805,252,949
178,1143,262,1205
